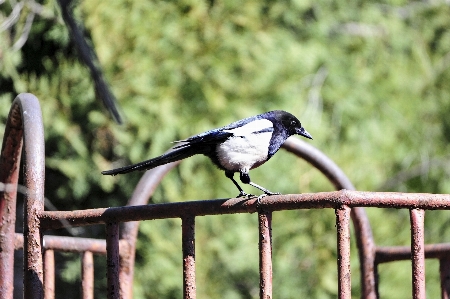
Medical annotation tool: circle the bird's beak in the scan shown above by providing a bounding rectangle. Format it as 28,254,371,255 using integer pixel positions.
297,127,313,140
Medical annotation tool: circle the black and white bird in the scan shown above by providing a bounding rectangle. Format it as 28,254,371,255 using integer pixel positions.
102,110,312,197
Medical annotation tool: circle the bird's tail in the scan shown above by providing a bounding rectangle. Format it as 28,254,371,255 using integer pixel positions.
101,144,206,175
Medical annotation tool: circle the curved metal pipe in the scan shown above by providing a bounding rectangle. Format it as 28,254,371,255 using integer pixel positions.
0,93,46,299
282,137,355,190
0,96,25,298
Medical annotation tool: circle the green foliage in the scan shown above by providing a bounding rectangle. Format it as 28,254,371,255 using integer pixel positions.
1,0,450,298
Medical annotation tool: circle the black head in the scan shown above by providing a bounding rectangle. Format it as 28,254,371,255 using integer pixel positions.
270,110,313,140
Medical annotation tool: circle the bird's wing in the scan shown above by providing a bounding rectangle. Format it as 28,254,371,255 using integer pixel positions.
173,129,233,149
222,118,274,137
174,117,274,148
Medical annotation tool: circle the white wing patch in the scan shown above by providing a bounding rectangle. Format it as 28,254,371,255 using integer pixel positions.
224,119,273,136
216,119,274,172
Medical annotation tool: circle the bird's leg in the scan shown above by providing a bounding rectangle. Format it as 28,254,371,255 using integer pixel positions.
239,172,280,196
249,182,280,196
225,171,250,197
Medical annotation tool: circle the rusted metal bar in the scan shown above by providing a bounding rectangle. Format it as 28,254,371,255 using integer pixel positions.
351,207,377,299
119,162,180,299
374,263,380,298
376,243,450,263
336,205,351,299
106,222,120,299
43,249,55,299
440,258,450,299
440,257,450,299
258,210,273,299
40,191,450,230
82,251,94,299
10,94,47,299
17,234,132,256
0,96,24,299
43,235,108,254
182,215,196,299
118,240,132,298
410,209,425,299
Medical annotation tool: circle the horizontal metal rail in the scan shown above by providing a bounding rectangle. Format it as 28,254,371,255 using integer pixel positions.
376,243,450,263
10,192,450,299
36,190,450,299
39,190,450,230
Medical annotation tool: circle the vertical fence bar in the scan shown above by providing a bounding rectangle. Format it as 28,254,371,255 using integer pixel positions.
25,199,44,299
410,209,425,299
106,223,120,299
0,102,23,299
0,184,18,299
259,210,273,299
118,241,133,299
374,263,380,298
82,251,94,299
440,258,450,299
351,207,377,299
43,249,55,299
336,205,351,299
182,215,196,299
21,94,46,299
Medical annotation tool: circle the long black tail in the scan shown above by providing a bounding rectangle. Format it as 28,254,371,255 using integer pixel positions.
101,144,206,175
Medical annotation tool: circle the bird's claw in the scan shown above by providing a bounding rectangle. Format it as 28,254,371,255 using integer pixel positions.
266,192,281,196
256,194,267,204
257,192,281,204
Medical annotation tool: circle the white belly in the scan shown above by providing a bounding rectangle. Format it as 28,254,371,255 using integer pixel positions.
216,131,272,172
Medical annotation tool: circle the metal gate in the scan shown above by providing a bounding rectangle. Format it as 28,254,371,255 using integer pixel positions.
1,93,450,299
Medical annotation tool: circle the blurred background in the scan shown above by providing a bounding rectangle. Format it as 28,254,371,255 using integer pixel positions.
1,0,450,298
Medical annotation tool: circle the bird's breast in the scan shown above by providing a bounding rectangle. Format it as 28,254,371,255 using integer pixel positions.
215,131,272,172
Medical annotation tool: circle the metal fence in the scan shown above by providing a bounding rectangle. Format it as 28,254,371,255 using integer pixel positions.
1,93,450,299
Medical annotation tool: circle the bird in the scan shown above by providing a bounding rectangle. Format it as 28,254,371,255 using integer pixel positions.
102,110,312,197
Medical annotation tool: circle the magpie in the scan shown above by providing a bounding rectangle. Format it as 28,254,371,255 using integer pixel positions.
102,110,312,197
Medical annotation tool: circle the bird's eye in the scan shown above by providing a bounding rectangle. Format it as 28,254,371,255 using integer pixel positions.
291,120,297,126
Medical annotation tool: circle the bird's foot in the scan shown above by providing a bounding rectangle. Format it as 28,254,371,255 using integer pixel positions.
256,191,280,204
264,191,281,196
256,194,267,204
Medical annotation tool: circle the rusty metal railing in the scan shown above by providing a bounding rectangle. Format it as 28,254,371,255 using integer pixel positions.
2,93,450,299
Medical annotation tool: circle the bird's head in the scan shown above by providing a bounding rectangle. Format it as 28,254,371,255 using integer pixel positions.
276,111,313,140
